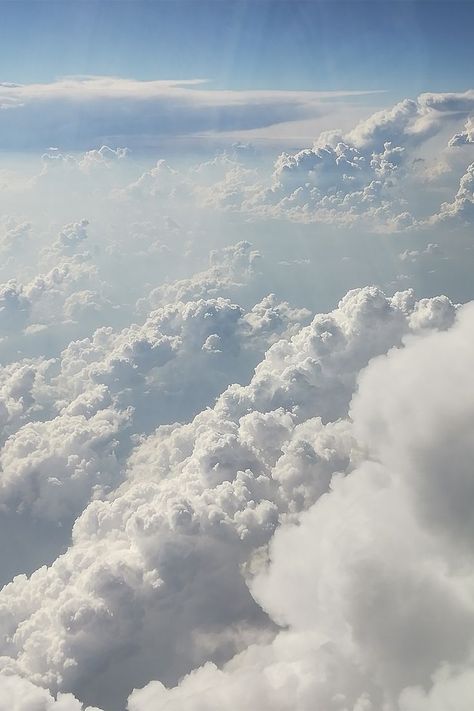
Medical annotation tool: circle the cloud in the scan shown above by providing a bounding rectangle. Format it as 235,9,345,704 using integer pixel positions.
419,90,474,114
191,91,474,228
107,89,474,230
0,256,110,361
4,88,474,234
448,117,474,147
141,240,262,310
0,220,32,256
0,237,318,587
0,76,382,151
0,285,456,709
0,404,128,521
235,95,446,227
399,242,442,263
129,300,474,711
431,162,474,224
53,220,89,252
0,673,101,711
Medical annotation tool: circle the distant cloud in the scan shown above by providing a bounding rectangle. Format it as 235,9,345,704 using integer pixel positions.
449,117,474,146
0,76,384,151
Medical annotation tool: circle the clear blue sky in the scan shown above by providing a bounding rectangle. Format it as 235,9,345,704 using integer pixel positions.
1,0,473,95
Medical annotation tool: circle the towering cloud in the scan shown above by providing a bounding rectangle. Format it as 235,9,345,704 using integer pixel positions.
129,300,474,711
0,285,459,710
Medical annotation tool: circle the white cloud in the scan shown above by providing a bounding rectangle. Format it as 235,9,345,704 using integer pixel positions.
0,220,32,255
0,76,383,151
144,240,262,309
431,162,474,224
448,117,474,147
0,404,128,521
0,285,457,709
54,220,89,252
0,673,101,711
129,300,474,711
4,89,474,234
105,89,474,230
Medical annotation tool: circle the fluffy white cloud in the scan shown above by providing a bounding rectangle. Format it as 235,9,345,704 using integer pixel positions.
0,358,54,443
101,89,474,230
0,255,117,368
216,286,456,424
0,286,457,709
53,220,89,253
399,242,442,263
432,162,474,223
0,240,319,593
449,117,474,147
0,673,101,711
5,89,473,237
213,93,474,227
129,300,474,711
141,240,262,311
0,220,32,256
0,404,128,521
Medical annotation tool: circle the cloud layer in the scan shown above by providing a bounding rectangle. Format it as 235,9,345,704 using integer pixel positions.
0,82,473,711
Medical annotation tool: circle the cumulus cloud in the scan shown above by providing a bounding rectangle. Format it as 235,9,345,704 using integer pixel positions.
4,88,474,235
37,147,129,179
431,162,474,224
0,404,128,521
108,89,474,230
0,236,319,590
129,299,474,711
0,256,113,363
243,93,457,226
140,240,262,311
0,220,32,256
0,285,457,709
399,242,442,263
0,673,101,711
448,117,474,147
53,220,89,253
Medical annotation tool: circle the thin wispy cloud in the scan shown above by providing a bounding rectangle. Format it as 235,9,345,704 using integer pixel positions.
0,76,386,149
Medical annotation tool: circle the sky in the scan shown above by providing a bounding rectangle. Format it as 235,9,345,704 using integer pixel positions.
0,1,474,711
2,1,474,95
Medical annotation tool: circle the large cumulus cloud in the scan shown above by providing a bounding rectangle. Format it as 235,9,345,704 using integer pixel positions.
129,299,474,711
0,286,458,709
0,237,313,586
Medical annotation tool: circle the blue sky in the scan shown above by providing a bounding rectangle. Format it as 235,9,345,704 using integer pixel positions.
1,0,474,96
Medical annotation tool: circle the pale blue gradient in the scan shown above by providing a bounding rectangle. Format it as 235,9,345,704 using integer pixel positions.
1,1,473,95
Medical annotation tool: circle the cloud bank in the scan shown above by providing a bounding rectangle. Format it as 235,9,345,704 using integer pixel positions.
0,81,473,711
0,76,382,151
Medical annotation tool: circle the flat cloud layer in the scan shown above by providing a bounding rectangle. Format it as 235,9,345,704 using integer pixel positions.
0,76,383,150
0,83,473,711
